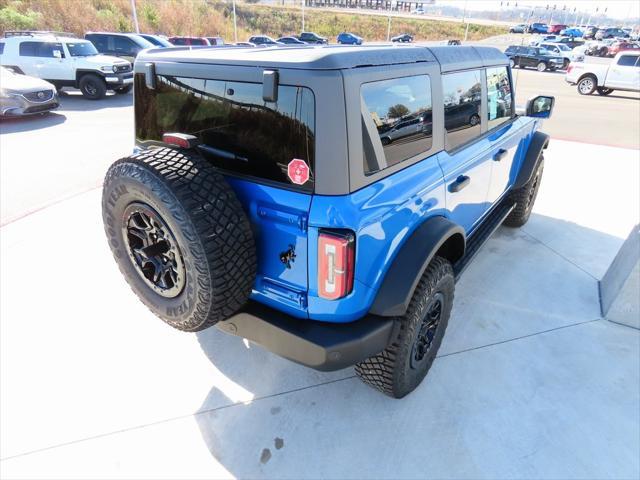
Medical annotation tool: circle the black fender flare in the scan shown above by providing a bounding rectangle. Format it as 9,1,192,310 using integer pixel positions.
513,131,549,190
369,216,465,317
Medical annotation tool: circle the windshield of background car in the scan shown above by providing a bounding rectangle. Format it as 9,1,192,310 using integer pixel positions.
67,41,99,56
135,75,316,191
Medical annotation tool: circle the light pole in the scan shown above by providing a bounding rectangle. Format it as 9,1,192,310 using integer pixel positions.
130,0,139,33
302,0,305,32
387,2,392,41
232,0,238,43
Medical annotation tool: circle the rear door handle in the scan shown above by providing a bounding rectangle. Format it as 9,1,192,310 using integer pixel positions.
449,175,470,193
493,148,508,161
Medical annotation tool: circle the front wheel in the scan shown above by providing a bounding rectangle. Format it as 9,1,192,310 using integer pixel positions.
597,87,614,96
536,61,547,72
114,84,133,94
504,157,544,228
356,256,454,398
469,113,480,126
79,74,107,100
577,76,597,95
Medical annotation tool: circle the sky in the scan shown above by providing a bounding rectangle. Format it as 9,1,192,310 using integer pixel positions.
441,0,640,20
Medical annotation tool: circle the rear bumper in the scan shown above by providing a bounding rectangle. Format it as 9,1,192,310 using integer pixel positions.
217,301,394,371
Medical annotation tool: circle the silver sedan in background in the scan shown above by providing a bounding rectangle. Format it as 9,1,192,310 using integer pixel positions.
0,66,59,116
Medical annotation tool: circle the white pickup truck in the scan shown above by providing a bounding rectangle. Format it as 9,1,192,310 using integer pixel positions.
565,51,640,95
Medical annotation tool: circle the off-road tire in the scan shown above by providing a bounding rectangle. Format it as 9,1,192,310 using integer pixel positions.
79,74,107,100
114,85,133,94
102,147,257,332
355,256,454,398
504,157,544,228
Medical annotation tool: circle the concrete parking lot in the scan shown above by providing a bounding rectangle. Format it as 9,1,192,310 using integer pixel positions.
1,60,639,479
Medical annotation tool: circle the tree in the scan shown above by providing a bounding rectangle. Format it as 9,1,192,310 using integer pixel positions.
387,103,410,119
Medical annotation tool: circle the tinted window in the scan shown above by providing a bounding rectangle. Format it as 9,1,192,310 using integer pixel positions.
0,42,4,54
67,41,98,56
114,36,136,54
618,55,638,66
135,75,316,190
170,37,187,45
443,70,482,150
19,41,64,58
486,67,513,130
86,34,107,50
361,75,433,174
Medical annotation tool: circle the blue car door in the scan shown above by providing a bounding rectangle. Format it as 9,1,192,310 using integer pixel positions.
437,69,492,233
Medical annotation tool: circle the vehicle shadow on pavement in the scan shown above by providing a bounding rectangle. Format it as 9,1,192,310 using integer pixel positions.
187,214,635,478
0,112,66,134
57,90,133,111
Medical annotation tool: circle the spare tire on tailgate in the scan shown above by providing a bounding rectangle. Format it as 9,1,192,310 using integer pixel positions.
102,147,257,332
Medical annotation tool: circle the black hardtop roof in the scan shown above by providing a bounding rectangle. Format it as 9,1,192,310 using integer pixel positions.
136,44,508,71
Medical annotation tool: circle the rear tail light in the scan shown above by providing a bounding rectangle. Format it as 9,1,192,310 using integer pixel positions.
318,230,355,300
162,133,200,149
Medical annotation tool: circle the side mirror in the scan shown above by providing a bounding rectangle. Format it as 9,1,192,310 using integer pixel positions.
525,95,555,119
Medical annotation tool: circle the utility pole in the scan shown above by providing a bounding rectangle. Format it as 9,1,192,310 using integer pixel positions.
232,0,238,43
387,8,391,41
302,0,305,32
130,0,139,33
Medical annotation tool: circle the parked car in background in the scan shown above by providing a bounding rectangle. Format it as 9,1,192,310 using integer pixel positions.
548,24,567,34
85,32,154,61
2,32,133,99
560,27,583,37
298,32,328,44
530,34,560,45
504,45,564,71
391,33,413,43
337,32,363,45
606,41,640,57
138,34,173,47
509,23,527,33
566,51,640,95
552,37,585,49
539,41,579,68
206,37,225,46
583,26,599,39
0,66,59,116
248,35,281,45
584,39,613,57
167,36,209,46
595,28,630,40
412,6,425,14
528,23,549,34
277,36,306,45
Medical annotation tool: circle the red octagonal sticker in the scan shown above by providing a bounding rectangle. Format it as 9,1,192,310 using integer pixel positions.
287,158,310,185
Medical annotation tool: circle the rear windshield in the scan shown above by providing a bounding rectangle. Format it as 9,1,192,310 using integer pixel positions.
135,74,316,191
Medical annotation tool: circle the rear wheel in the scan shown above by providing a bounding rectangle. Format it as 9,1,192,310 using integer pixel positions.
577,76,597,95
355,257,454,398
597,87,614,96
469,114,480,126
79,74,107,100
536,61,547,72
102,147,257,332
563,58,570,69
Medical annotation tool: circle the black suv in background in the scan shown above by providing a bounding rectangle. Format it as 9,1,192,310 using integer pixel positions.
298,32,328,44
504,45,564,71
85,32,153,62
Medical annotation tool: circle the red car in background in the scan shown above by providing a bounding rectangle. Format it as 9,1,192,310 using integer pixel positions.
168,36,210,46
548,24,568,34
607,41,640,57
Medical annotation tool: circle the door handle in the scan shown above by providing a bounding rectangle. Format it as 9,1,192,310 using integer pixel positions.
493,148,508,161
449,175,470,193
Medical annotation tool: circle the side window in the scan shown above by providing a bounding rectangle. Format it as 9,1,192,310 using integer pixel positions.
617,55,638,67
114,36,135,54
486,67,513,130
443,70,482,151
19,41,64,58
360,75,433,174
0,42,4,55
87,35,107,51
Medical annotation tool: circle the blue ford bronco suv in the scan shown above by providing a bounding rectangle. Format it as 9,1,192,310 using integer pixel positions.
102,44,554,398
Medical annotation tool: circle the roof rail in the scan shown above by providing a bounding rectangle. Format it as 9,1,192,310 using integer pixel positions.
4,30,77,38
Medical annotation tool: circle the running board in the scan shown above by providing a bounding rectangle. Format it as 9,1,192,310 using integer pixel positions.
453,200,516,280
